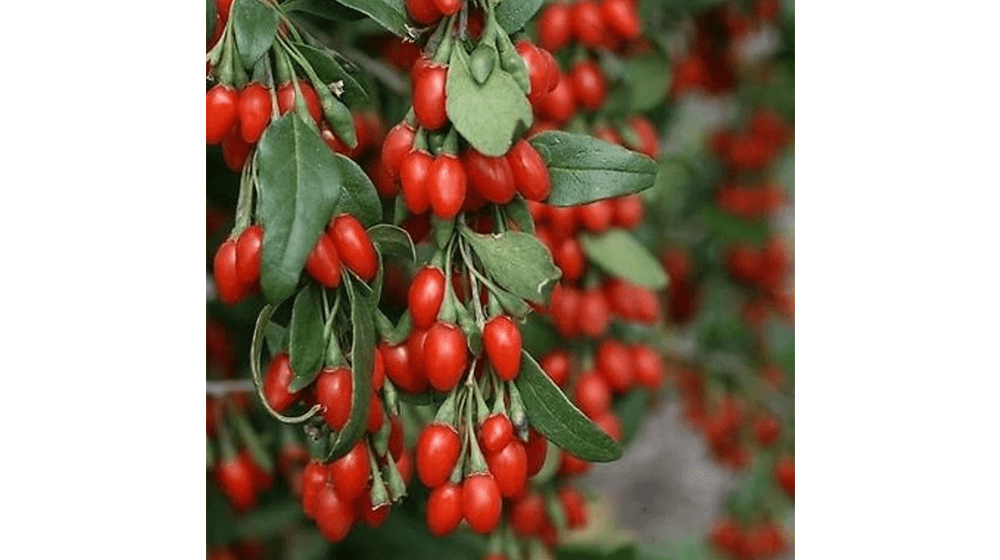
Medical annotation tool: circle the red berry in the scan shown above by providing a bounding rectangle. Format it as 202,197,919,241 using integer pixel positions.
462,473,502,534
548,205,578,239
300,460,327,518
321,125,350,155
592,410,623,442
216,456,257,511
613,194,644,229
305,232,343,288
315,366,352,430
551,284,581,337
277,80,322,125
213,238,250,304
380,340,428,393
426,482,464,536
558,485,588,529
540,350,571,387
506,139,551,202
381,121,417,182
405,0,442,25
596,340,634,393
372,348,386,391
422,323,468,391
569,60,607,112
510,491,546,537
433,0,461,15
329,439,369,501
408,266,446,330
366,392,384,434
464,149,516,204
427,154,467,219
727,244,761,283
479,414,514,454
330,214,378,282
207,85,240,145
578,199,615,232
601,0,641,40
516,40,550,108
538,72,576,125
416,423,462,488
570,1,609,48
709,518,744,555
355,487,391,528
238,83,272,144
554,237,586,282
387,415,405,458
413,63,449,130
264,352,299,412
557,450,591,477
408,329,431,388
235,225,263,288
574,371,611,418
483,316,522,381
221,125,253,172
629,116,660,158
537,3,571,51
775,456,794,498
400,149,433,214
631,345,664,389
486,440,528,498
577,289,611,338
525,427,548,476
315,483,355,542
753,414,781,447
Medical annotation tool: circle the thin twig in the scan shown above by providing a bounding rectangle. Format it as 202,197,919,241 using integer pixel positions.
206,379,256,396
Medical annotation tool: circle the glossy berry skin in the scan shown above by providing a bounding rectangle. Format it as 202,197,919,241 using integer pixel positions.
574,371,611,418
330,214,378,282
578,200,615,232
423,323,468,391
558,485,588,529
305,233,343,288
479,414,514,454
381,122,417,181
315,483,355,542
221,126,253,172
593,410,623,442
427,154,467,219
709,518,743,555
506,139,551,201
516,40,552,107
462,473,503,534
400,149,433,214
570,1,609,48
207,85,240,145
355,487,391,528
277,80,323,124
537,3,572,52
238,83,272,144
483,316,522,381
213,239,245,305
426,482,463,536
413,63,449,130
416,423,462,488
577,289,611,338
554,237,586,282
631,345,664,389
538,73,576,125
775,456,794,498
601,0,641,40
540,350,571,387
727,244,761,283
329,439,369,501
613,194,644,229
216,456,257,511
405,0,442,25
264,352,299,412
596,340,634,393
464,150,516,204
629,116,660,158
525,427,548,476
366,392,384,434
300,460,327,518
486,440,528,498
510,492,546,537
753,414,781,447
570,61,608,112
408,266,446,330
433,0,461,16
235,225,263,288
557,451,592,477
315,367,352,430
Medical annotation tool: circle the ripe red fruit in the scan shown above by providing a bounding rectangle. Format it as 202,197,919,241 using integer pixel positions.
464,149,516,204
569,60,607,112
630,116,660,158
408,328,431,385
264,352,299,412
400,149,433,214
593,410,623,442
483,316,522,381
427,154,467,219
574,371,611,418
709,518,744,555
372,349,386,391
516,40,550,107
601,0,641,40
315,367,352,430
558,486,588,529
367,392,384,433
486,440,528,498
315,483,355,542
571,1,609,48
426,482,464,536
329,439,369,501
537,3,571,51
525,427,548,476
557,450,592,477
578,200,615,232
277,80,322,124
479,414,514,454
554,237,586,282
462,473,503,534
207,85,240,145
380,340,427,393
631,345,664,389
596,340,634,393
305,233,343,288
381,122,417,182
613,194,644,229
551,284,581,337
538,72,576,125
577,289,611,338
432,0,461,16
510,491,546,537
300,460,328,518
506,139,551,201
775,456,794,498
321,125,350,155
213,238,246,305
540,350,571,387
422,323,468,391
216,456,257,511
238,83,272,144
753,414,781,447
330,214,378,282
355,487,391,528
408,266,446,330
235,225,263,288
405,0,442,25
416,423,462,488
413,63,448,130
221,125,253,172
548,205,577,240
727,244,761,282
594,125,624,145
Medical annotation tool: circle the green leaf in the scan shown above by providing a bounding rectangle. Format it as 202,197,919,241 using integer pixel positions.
504,197,536,234
701,205,771,245
264,321,288,358
529,131,658,206
460,227,560,305
623,52,671,112
232,0,279,69
288,286,325,392
326,278,375,461
368,224,416,261
284,0,365,21
231,502,305,541
496,0,543,33
258,114,343,303
519,315,559,356
331,0,409,37
331,153,381,226
230,410,274,473
614,389,651,445
447,46,533,157
207,0,216,43
515,351,622,462
579,229,669,290
292,42,370,108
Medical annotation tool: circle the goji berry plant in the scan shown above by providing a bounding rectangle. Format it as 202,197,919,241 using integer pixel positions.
206,1,793,559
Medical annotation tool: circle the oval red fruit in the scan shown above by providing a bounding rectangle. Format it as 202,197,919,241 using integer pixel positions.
462,473,502,534
207,84,240,145
330,214,378,282
416,423,462,488
483,316,522,381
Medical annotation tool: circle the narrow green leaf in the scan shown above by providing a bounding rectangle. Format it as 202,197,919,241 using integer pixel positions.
288,286,325,392
579,229,669,290
504,197,536,234
231,502,305,541
332,153,381,226
331,0,409,37
460,227,560,305
529,131,658,206
207,0,216,43
519,315,558,357
258,114,343,303
447,46,533,157
232,0,279,69
326,278,375,461
514,351,622,462
624,52,671,112
284,0,365,21
292,42,370,108
614,389,651,445
368,224,416,261
496,0,544,33
230,411,275,472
